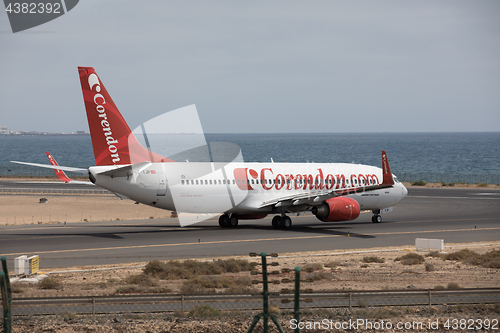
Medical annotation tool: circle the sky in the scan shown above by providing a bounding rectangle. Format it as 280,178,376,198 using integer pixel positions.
1,0,499,134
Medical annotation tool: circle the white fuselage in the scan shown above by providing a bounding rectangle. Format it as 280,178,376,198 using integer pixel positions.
90,161,407,216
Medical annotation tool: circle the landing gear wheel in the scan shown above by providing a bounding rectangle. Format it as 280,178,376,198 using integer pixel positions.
281,216,292,229
272,216,281,229
372,215,382,223
219,214,230,228
229,215,239,227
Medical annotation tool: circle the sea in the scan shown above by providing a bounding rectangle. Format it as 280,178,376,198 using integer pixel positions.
1,132,499,183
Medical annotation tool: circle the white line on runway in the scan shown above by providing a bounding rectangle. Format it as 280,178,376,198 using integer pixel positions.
408,196,500,200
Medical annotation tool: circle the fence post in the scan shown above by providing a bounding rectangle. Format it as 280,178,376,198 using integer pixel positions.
294,267,301,333
1,256,12,333
247,252,284,333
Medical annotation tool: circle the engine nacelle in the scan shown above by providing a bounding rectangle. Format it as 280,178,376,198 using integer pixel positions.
312,197,360,222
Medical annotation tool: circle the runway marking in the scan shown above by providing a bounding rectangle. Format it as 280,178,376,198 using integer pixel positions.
2,227,500,257
408,195,500,200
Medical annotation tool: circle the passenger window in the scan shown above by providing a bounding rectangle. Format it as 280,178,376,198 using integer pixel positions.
233,180,235,184
181,180,185,185
218,180,221,185
205,180,208,185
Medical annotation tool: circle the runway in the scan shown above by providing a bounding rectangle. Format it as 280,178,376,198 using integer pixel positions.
0,187,499,269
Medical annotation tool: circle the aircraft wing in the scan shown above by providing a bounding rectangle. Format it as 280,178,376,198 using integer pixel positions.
10,161,88,174
258,151,395,209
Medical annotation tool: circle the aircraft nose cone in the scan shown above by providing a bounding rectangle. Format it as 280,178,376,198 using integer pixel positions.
402,184,408,198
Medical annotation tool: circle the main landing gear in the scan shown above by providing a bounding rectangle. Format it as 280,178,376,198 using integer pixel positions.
272,215,292,229
219,214,238,228
371,210,382,223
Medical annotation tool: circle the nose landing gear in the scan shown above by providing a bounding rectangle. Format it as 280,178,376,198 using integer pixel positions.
371,209,382,223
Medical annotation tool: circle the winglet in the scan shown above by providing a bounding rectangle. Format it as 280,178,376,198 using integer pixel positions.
46,152,72,183
381,150,394,186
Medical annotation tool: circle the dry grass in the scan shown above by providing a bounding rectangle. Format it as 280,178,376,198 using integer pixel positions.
443,249,500,269
362,256,385,263
395,253,425,265
180,275,257,294
143,259,252,280
38,277,61,290
324,261,340,269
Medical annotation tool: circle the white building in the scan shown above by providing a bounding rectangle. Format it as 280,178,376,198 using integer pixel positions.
0,126,11,135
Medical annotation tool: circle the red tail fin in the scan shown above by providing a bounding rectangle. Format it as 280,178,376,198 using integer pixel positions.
381,150,394,186
46,152,72,183
78,67,172,166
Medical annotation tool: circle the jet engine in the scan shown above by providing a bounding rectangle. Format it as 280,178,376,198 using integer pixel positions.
312,197,360,222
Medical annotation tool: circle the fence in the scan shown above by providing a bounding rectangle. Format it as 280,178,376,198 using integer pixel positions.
394,172,500,185
0,165,88,178
5,288,500,317
0,188,111,195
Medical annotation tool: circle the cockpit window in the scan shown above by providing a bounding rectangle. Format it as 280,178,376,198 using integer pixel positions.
393,176,400,183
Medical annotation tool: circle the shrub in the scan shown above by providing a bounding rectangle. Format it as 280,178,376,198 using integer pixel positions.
442,249,500,269
425,251,442,258
395,253,425,265
38,277,61,290
447,282,461,289
214,258,252,273
324,261,340,269
143,260,167,276
434,285,445,290
188,305,220,317
443,249,477,261
181,275,256,294
11,284,24,293
411,180,426,186
362,256,385,263
477,183,488,187
143,258,252,280
302,263,323,272
425,263,435,272
360,264,369,268
124,274,156,287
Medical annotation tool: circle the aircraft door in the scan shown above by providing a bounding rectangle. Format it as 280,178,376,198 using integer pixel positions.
157,173,167,196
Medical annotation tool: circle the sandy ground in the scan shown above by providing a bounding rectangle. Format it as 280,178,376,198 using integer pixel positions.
10,241,500,297
8,242,500,333
0,194,173,225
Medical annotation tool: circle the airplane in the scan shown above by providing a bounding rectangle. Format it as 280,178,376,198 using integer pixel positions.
11,67,408,229
45,152,94,185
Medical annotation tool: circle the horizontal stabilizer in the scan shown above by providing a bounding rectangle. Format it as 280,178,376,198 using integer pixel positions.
95,162,151,178
10,161,88,174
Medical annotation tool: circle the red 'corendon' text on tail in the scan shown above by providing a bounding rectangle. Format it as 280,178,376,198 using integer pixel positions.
78,67,173,166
